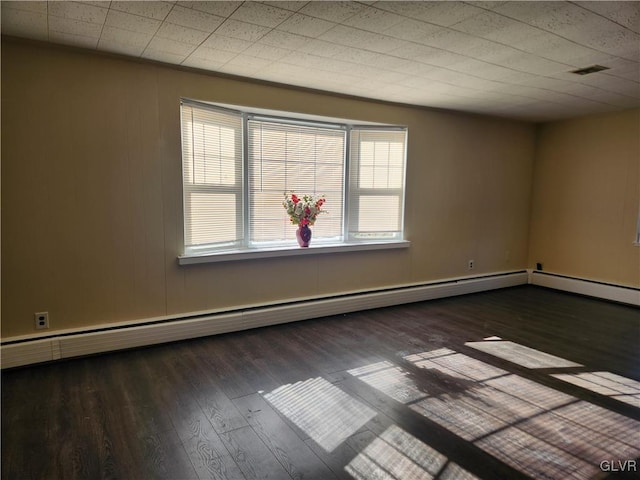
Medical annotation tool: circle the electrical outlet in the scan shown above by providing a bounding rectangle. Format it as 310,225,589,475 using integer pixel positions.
35,312,49,329
468,260,474,270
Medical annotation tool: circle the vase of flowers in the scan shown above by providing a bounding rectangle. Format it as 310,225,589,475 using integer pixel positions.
283,192,326,247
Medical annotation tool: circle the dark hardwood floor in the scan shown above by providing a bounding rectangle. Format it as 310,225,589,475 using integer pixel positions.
3,285,640,480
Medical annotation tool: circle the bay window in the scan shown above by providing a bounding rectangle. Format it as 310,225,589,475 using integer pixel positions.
180,99,408,261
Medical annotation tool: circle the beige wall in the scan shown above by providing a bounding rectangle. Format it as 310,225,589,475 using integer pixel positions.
2,40,536,338
528,109,640,288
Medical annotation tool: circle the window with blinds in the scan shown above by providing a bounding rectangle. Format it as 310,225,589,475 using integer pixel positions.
248,119,345,245
348,129,407,241
181,103,244,251
180,100,407,255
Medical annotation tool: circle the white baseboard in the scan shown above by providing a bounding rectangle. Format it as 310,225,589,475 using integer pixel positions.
530,271,640,306
1,271,527,369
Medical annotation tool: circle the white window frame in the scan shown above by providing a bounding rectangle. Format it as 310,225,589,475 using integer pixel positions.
179,99,410,265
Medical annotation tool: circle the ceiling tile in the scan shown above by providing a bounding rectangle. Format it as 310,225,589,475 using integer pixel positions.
276,13,336,38
493,1,640,60
0,6,48,39
182,1,242,18
319,25,408,53
603,58,640,82
1,1,47,14
201,33,253,53
447,58,519,81
280,51,349,72
575,1,640,34
49,16,102,38
388,42,468,68
164,5,224,32
342,5,405,33
142,49,188,64
260,30,312,50
105,10,162,35
98,28,149,56
230,2,293,28
331,45,384,66
382,18,443,43
375,1,486,27
470,2,507,11
77,2,111,8
181,56,227,71
49,1,108,24
49,30,99,48
577,74,640,98
243,42,292,61
110,1,173,21
295,39,351,58
219,54,272,76
155,22,210,45
215,19,271,41
2,0,637,122
298,1,366,23
100,25,153,48
145,36,196,56
451,11,541,44
507,31,604,69
262,2,309,13
187,45,237,64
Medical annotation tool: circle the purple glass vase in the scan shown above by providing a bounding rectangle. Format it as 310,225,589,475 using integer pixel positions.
296,225,312,247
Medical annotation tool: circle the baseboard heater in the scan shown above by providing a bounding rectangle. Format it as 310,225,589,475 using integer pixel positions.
530,271,640,306
1,271,527,369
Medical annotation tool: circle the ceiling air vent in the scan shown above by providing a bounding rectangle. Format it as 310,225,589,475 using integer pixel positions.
570,65,609,75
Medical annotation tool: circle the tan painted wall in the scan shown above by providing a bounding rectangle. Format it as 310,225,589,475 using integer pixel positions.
528,109,640,287
1,40,535,338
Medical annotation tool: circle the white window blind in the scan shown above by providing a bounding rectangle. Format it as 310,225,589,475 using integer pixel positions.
248,119,345,244
181,102,243,251
348,129,407,241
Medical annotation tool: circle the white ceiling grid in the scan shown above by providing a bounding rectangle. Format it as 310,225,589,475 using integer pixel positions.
1,0,639,121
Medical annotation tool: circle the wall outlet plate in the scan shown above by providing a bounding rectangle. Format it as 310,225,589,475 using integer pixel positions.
35,312,49,329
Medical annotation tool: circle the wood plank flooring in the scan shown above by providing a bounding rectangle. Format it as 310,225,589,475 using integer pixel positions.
2,285,639,480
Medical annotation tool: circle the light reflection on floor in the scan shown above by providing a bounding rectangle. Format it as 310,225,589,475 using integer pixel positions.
465,340,583,368
263,377,376,452
347,361,429,405
262,339,639,480
347,348,640,480
553,371,640,408
345,425,479,480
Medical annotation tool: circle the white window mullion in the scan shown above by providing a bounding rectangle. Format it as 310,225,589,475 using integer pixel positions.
242,112,250,249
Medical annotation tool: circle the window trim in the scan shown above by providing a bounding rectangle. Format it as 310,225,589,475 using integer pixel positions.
179,99,410,263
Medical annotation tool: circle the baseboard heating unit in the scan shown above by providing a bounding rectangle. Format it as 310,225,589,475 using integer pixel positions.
1,271,528,369
530,271,640,306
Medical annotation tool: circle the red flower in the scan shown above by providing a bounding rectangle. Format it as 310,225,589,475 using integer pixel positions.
291,194,299,204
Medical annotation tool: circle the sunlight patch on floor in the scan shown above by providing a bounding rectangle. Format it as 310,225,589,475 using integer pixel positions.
262,377,376,452
552,371,640,408
348,349,640,480
347,361,428,405
345,425,479,480
464,340,583,368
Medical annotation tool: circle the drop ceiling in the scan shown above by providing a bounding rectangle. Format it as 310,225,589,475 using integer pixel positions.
2,1,639,122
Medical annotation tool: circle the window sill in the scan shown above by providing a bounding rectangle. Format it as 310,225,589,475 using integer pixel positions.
178,240,410,265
